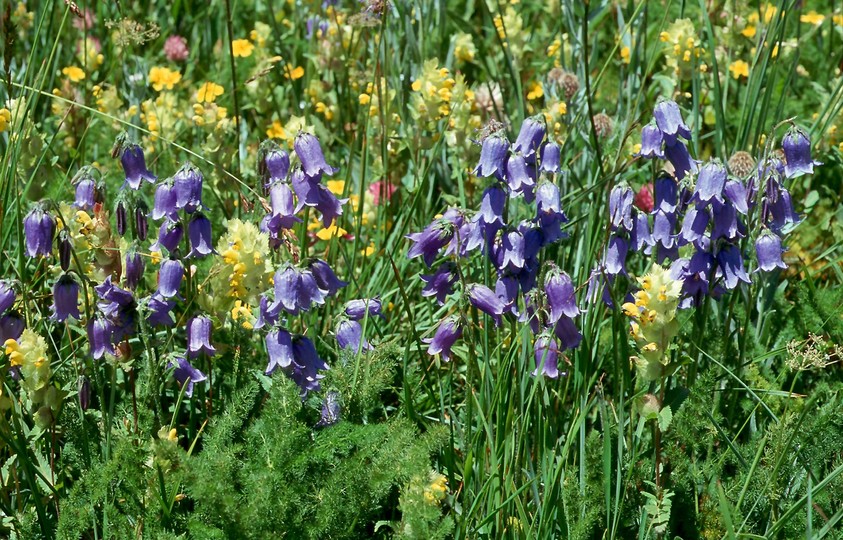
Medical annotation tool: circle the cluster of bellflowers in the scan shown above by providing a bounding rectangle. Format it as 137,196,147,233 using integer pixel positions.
591,99,813,309
253,134,379,397
407,116,581,378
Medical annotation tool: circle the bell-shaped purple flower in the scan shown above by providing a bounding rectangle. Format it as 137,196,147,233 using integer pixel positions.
187,316,217,357
124,249,145,290
423,315,462,361
500,229,526,272
495,275,520,317
144,293,176,327
0,312,24,342
553,316,582,349
467,283,506,326
420,263,457,305
654,176,679,213
173,162,204,213
157,259,184,298
407,218,455,267
609,184,634,231
711,201,741,241
604,235,629,276
24,205,55,258
0,281,15,315
694,161,727,205
336,319,371,354
638,123,665,158
151,221,184,254
74,176,98,210
724,180,749,215
344,298,383,320
120,144,157,189
272,265,325,315
87,317,114,359
652,209,677,249
267,181,302,231
679,204,709,246
540,141,561,173
631,211,654,252
782,127,815,178
263,147,291,186
716,245,751,289
765,188,800,232
170,356,207,397
52,273,81,322
307,259,347,296
504,153,536,196
295,132,338,178
288,335,329,395
478,185,506,230
265,328,294,375
315,391,341,428
187,213,215,258
58,231,72,272
544,264,579,322
654,99,692,144
755,231,787,272
474,133,509,179
151,181,179,221
664,140,696,180
512,116,546,159
533,334,560,378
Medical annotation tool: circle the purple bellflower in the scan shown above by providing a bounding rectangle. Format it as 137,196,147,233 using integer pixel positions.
265,328,294,375
187,316,217,357
157,259,184,298
170,356,207,397
424,315,462,361
755,231,787,272
344,298,383,320
474,133,509,179
782,127,816,178
24,205,55,258
187,213,215,258
533,334,561,378
420,263,457,305
336,319,372,354
52,273,81,322
295,132,338,178
512,116,546,160
120,144,157,189
467,283,507,326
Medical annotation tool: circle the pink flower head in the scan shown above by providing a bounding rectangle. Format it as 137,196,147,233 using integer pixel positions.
164,35,189,62
368,180,396,206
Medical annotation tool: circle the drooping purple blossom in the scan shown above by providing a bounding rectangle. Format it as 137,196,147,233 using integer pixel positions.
52,274,81,322
87,317,114,359
115,200,129,237
474,133,509,179
307,259,347,296
694,161,727,205
295,132,338,178
420,263,457,305
157,259,184,298
124,249,145,290
540,141,561,173
173,162,204,213
344,298,383,320
0,281,15,315
74,174,98,210
262,146,291,186
755,231,787,272
424,315,462,361
664,140,696,180
716,245,751,289
544,264,579,322
120,144,157,189
724,180,749,215
265,328,294,375
170,356,207,397
604,235,629,276
638,123,665,159
609,184,634,231
533,334,560,378
266,181,302,231
781,127,816,178
653,99,692,144
335,319,372,354
407,218,455,267
151,221,184,254
512,116,546,159
151,180,179,221
144,293,176,327
553,316,583,349
467,283,507,326
24,205,55,258
288,335,329,395
504,153,536,197
478,186,506,230
187,213,215,258
272,264,326,315
0,312,24,342
187,316,217,357
58,231,72,272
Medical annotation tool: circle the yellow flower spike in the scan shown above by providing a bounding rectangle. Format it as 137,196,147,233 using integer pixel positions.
620,46,630,64
622,302,640,318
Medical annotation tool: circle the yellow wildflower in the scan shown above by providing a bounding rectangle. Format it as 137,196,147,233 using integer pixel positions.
316,224,348,241
729,60,749,79
620,46,630,64
197,82,224,103
62,66,85,83
285,64,305,80
0,108,11,132
266,120,286,140
232,39,254,58
359,93,371,105
800,11,824,25
148,66,181,91
742,25,757,38
326,180,345,195
526,81,543,101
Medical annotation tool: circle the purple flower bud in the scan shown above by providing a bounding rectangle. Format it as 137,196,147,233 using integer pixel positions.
665,141,697,181
88,317,114,359
77,375,91,411
265,328,294,374
336,319,371,353
124,249,145,290
0,281,15,315
135,202,149,241
609,184,634,231
724,180,749,215
115,201,128,237
782,127,816,178
157,259,184,298
344,298,383,320
24,205,55,258
638,123,665,158
170,356,207,397
295,132,338,178
289,335,329,395
263,147,291,186
173,162,204,213
151,221,184,254
187,214,215,258
540,141,561,173
315,391,341,428
467,283,507,326
52,273,81,322
152,181,179,221
474,134,509,179
307,259,347,296
604,235,629,276
755,231,787,272
420,263,457,305
544,264,579,322
423,315,462,361
267,181,302,230
58,231,72,272
654,100,691,144
716,245,751,289
407,219,455,267
553,316,582,349
144,293,176,327
120,144,156,189
694,161,727,205
512,116,546,159
533,334,560,378
0,312,24,342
